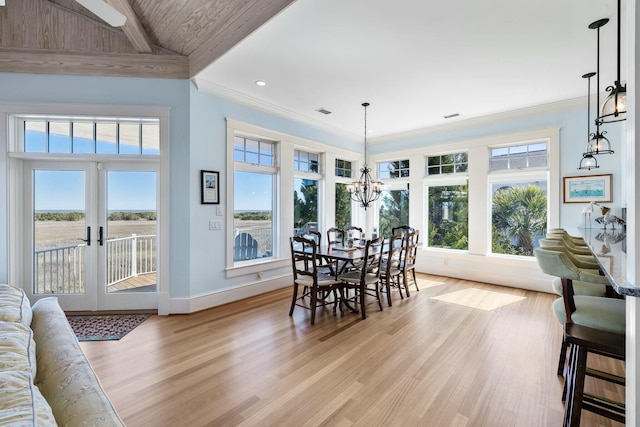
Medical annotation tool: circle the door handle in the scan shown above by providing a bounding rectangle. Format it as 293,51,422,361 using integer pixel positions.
98,226,104,246
79,226,91,246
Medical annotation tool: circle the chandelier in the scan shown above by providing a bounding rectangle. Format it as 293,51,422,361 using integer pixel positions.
348,102,382,209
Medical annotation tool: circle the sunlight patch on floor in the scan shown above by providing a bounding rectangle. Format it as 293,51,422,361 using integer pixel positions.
415,279,446,289
430,288,526,311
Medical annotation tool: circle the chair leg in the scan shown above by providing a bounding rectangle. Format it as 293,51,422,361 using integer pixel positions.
359,284,366,320
558,337,568,376
411,270,418,292
289,283,299,316
310,290,317,325
403,272,411,298
375,281,383,311
385,278,392,307
564,344,588,427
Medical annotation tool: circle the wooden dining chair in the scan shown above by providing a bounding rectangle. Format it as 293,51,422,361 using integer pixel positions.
380,233,404,306
345,226,364,245
399,230,419,296
337,237,384,320
302,230,336,276
391,225,414,239
326,227,345,246
289,236,343,325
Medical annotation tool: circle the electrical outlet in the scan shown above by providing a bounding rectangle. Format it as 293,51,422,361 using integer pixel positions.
213,221,222,230
216,206,222,216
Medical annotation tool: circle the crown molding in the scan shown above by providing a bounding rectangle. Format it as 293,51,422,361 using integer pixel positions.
191,78,359,140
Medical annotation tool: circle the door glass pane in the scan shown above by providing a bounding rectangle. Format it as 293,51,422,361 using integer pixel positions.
72,122,94,153
294,178,318,236
96,123,117,154
48,121,71,153
24,121,47,152
233,171,273,261
491,181,547,256
119,123,140,154
379,189,409,238
33,170,86,295
106,171,157,293
141,123,160,154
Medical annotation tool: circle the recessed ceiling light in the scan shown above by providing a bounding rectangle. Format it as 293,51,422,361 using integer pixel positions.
255,80,266,87
316,108,332,115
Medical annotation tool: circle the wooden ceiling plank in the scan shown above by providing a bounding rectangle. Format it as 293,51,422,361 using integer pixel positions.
188,0,296,77
105,0,153,53
0,47,189,78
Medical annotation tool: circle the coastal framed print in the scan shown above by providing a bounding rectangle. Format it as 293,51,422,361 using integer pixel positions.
201,170,220,204
563,174,612,203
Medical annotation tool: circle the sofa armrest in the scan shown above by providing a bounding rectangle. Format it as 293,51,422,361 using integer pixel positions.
31,297,125,427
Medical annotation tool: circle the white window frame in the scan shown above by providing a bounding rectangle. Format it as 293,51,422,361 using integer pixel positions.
225,119,359,278
424,150,469,251
293,148,323,236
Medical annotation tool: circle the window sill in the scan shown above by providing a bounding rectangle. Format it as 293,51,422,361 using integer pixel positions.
225,258,290,279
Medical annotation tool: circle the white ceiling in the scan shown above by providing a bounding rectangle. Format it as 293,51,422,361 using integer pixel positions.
194,0,623,139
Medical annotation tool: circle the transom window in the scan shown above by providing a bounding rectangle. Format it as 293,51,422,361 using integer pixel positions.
234,136,274,166
294,149,319,172
22,117,160,155
490,142,547,171
427,153,468,175
379,160,410,179
335,158,353,178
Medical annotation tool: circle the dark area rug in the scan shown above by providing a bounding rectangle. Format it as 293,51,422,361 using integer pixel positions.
66,314,151,341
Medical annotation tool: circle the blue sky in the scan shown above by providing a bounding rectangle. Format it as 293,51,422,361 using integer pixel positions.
35,170,156,211
234,171,272,211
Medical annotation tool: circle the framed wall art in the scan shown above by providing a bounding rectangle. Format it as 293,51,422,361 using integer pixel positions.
563,174,612,203
201,170,220,204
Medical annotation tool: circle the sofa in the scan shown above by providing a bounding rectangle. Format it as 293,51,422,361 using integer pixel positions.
0,284,124,426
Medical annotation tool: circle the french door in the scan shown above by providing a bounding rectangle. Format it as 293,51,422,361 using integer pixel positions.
24,160,158,311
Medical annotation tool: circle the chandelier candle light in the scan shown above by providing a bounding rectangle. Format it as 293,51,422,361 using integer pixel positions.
348,102,383,209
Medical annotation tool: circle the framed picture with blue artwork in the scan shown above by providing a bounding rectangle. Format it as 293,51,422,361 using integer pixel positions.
201,170,220,204
563,174,612,203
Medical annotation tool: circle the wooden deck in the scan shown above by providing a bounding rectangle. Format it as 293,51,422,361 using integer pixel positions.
107,273,156,293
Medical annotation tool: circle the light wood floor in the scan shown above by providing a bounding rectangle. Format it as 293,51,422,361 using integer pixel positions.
80,274,625,427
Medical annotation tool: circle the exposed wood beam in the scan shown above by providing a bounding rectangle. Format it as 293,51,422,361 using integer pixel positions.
105,0,154,53
0,48,188,79
188,0,296,77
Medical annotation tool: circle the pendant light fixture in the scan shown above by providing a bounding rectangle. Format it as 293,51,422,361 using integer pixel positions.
348,103,383,210
598,0,626,123
585,18,614,156
578,72,599,170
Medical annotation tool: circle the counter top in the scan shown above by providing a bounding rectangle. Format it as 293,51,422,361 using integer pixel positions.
579,228,640,297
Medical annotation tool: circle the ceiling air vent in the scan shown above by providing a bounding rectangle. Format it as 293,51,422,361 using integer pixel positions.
444,113,460,119
316,108,332,115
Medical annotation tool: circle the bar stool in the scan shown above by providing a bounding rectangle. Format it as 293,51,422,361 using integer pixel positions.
533,248,625,426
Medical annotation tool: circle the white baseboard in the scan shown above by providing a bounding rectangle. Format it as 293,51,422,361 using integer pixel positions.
162,274,292,314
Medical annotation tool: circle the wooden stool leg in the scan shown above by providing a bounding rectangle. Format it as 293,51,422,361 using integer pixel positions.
564,344,588,427
558,338,568,376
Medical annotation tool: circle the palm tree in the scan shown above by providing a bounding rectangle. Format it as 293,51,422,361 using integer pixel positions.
492,184,547,256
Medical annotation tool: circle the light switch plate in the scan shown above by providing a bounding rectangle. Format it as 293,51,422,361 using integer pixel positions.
216,206,222,216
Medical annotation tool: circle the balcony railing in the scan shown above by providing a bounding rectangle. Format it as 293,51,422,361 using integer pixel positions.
33,234,156,294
